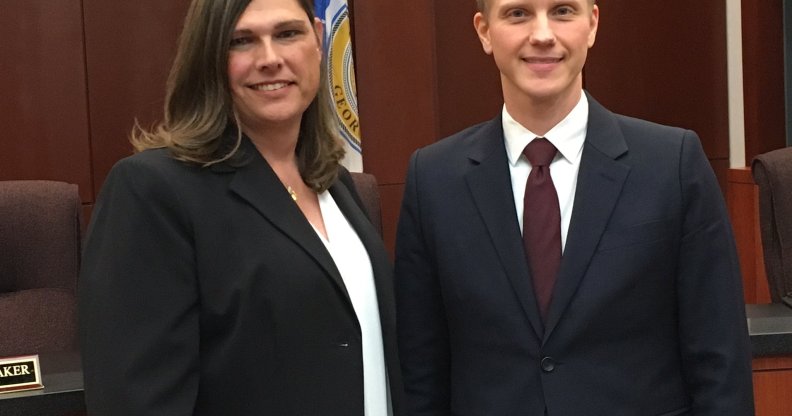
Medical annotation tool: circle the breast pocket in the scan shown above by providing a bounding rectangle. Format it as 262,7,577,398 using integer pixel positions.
596,218,676,252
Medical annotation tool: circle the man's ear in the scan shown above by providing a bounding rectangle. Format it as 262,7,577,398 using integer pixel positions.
587,5,599,48
473,12,493,55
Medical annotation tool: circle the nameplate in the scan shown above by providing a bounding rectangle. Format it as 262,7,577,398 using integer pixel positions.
0,355,43,393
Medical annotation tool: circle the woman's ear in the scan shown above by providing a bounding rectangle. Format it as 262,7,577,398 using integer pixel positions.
313,17,324,50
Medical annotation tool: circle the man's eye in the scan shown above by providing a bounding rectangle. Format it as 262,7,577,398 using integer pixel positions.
554,6,574,16
507,9,527,19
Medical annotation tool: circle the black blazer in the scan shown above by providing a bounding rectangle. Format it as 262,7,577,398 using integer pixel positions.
394,94,753,416
79,137,402,415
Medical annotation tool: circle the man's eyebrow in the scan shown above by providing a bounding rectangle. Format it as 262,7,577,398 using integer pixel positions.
495,0,528,10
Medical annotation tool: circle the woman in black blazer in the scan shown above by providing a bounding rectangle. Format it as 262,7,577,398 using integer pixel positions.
78,0,402,414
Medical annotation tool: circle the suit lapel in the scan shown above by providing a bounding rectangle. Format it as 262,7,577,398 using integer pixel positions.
543,94,631,341
225,139,353,306
465,117,544,340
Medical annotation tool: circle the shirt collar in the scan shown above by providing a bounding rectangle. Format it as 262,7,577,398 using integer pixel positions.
502,93,589,166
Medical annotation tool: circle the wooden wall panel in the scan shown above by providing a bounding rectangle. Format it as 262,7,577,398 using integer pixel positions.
354,0,437,186
742,0,786,165
728,168,770,304
0,0,93,202
82,0,191,196
584,0,730,186
354,0,503,249
354,0,442,247
433,0,502,138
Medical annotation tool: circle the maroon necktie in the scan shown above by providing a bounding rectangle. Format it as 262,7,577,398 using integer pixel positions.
522,138,561,321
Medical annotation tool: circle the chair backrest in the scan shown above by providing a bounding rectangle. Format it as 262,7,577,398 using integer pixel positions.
0,180,81,356
752,147,792,303
349,172,383,237
0,180,82,293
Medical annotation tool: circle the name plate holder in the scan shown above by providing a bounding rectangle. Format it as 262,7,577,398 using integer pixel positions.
0,355,43,394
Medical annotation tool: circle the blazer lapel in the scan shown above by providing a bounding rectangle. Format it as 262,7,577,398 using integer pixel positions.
465,116,544,340
328,178,394,325
225,139,353,306
543,94,631,341
331,176,404,414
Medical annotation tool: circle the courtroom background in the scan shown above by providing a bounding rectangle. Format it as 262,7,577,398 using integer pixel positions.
1,0,790,413
0,0,783,253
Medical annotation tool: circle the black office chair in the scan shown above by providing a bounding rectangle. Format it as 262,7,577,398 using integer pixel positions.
349,172,383,237
752,147,792,306
0,180,82,357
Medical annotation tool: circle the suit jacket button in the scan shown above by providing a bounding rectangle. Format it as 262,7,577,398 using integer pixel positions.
541,357,556,373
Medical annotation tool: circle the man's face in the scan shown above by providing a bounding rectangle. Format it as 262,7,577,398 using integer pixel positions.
474,0,598,107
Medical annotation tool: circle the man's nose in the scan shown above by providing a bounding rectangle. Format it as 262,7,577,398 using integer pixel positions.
528,15,556,46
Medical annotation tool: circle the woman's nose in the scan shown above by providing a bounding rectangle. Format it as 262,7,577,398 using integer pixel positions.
255,40,284,70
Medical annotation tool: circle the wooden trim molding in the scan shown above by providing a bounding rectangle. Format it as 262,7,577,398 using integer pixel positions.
727,167,770,304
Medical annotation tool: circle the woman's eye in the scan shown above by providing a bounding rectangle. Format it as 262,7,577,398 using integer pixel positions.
230,37,251,47
277,30,302,39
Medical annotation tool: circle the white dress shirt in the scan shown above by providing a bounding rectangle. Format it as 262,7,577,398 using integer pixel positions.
313,191,391,416
502,93,589,252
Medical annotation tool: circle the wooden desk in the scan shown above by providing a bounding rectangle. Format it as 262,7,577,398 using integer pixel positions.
0,351,85,416
748,304,792,416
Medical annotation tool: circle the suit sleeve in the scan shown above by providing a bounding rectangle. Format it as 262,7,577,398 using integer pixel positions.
394,150,452,416
675,131,754,415
79,157,199,416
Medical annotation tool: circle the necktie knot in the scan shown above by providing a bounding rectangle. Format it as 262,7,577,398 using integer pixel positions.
523,138,557,167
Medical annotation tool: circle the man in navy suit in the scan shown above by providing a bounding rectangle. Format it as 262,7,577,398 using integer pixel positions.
393,0,754,414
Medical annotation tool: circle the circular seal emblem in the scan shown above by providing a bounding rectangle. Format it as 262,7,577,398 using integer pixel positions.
327,8,361,152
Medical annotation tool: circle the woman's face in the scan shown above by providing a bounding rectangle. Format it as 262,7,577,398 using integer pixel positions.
227,0,323,134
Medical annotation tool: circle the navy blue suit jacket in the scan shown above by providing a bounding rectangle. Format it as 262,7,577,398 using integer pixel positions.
394,94,753,416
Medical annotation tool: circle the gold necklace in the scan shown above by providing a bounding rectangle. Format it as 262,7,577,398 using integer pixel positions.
287,186,298,202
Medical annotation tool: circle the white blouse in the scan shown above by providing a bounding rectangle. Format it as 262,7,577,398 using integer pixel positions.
313,191,391,416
